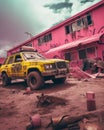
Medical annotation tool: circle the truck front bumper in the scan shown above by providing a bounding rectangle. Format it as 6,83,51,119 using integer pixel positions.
42,69,69,78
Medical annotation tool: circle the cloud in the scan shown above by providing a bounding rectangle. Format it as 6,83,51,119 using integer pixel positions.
80,0,95,4
43,0,100,27
69,0,100,16
44,1,73,13
0,40,15,57
43,0,73,26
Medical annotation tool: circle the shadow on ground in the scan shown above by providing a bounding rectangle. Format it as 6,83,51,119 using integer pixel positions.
0,79,77,94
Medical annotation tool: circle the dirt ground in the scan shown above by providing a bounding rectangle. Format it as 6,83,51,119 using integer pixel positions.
0,77,104,130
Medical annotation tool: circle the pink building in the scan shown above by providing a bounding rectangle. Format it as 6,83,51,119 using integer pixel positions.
0,58,5,65
8,0,104,69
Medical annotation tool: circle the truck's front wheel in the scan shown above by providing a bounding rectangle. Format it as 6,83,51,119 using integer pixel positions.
27,71,44,90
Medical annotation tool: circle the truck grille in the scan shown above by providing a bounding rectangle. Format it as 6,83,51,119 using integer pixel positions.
56,61,67,69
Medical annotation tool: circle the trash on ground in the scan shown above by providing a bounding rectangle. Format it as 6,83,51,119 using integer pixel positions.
36,93,67,107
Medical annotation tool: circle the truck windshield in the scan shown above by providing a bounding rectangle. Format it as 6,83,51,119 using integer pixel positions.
23,52,46,60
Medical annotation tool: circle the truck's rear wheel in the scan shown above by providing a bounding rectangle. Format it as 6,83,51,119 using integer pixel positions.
27,71,44,90
2,73,11,86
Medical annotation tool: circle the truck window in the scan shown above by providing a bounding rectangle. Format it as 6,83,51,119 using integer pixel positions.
7,56,14,64
15,55,22,62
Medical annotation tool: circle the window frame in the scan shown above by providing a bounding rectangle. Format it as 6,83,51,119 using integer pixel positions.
14,54,23,63
7,56,14,64
38,33,52,45
65,13,93,34
78,49,87,59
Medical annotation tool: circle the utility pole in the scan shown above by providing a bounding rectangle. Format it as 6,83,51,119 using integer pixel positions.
25,32,33,38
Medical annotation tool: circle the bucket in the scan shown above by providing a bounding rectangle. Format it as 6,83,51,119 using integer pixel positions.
86,91,96,111
86,100,96,111
86,91,95,100
30,114,41,128
26,87,31,93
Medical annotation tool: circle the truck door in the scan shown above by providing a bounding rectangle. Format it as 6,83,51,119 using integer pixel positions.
6,56,14,77
12,54,23,77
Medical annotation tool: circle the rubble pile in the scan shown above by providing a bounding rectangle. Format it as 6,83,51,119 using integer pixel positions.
26,110,104,130
69,67,104,79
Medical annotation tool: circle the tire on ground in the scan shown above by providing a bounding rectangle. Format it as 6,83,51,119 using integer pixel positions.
27,71,44,90
2,73,11,86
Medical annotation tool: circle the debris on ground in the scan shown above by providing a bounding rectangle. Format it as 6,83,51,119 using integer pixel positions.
47,115,81,130
79,118,101,130
36,93,67,107
26,124,34,130
46,110,104,130
26,111,104,130
11,89,20,94
70,67,104,79
26,114,41,130
0,77,104,130
23,87,34,95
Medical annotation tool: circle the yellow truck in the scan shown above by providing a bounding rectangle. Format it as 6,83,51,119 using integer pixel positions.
0,46,69,90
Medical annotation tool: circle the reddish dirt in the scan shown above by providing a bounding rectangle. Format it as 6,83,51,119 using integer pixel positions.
0,77,104,130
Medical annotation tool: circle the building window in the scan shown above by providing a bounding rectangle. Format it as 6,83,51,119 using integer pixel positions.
82,17,88,28
78,47,95,60
64,52,77,61
38,33,52,45
65,25,69,34
87,14,92,25
65,24,72,34
65,14,93,34
79,49,87,59
77,19,84,30
38,38,43,46
44,35,47,42
72,22,77,32
87,47,96,58
70,52,77,60
64,52,71,60
49,33,52,41
87,47,95,53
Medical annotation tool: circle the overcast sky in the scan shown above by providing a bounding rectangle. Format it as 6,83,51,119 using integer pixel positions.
0,0,101,57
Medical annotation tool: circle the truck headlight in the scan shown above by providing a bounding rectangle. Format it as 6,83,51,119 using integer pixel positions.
44,64,55,70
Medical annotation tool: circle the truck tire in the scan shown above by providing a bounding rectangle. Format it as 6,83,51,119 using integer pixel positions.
52,77,66,84
2,73,11,86
27,71,44,90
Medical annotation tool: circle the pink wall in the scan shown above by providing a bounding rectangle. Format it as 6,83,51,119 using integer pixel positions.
0,58,5,64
